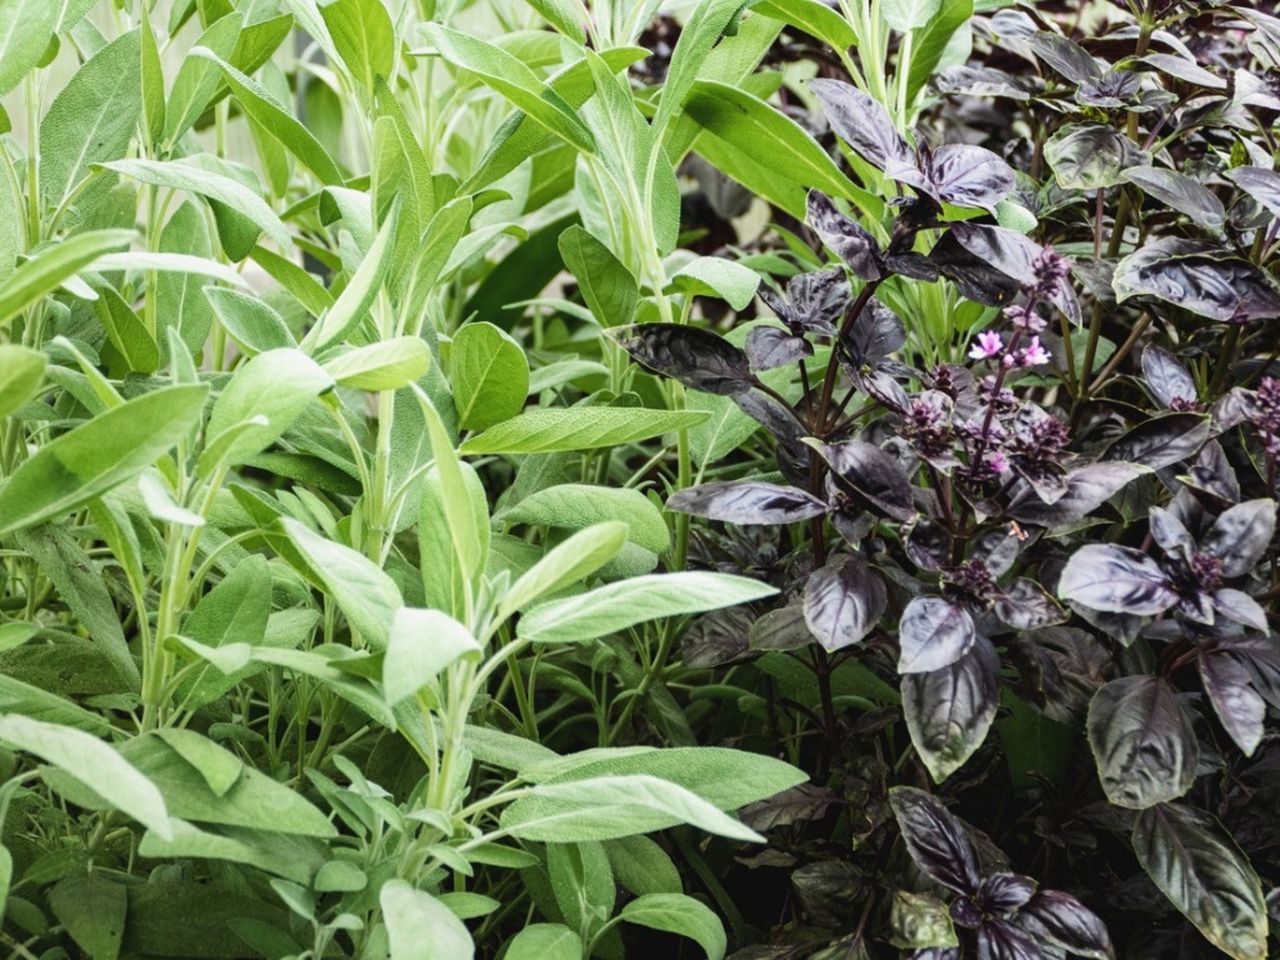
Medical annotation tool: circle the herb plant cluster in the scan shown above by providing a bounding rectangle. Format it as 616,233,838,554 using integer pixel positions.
0,0,1277,958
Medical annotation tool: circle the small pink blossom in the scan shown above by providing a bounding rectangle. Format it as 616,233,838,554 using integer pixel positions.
987,451,1011,474
968,331,1003,361
1018,336,1051,367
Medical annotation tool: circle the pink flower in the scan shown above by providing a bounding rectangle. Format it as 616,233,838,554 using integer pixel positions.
968,331,1003,361
987,451,1011,474
1018,336,1051,367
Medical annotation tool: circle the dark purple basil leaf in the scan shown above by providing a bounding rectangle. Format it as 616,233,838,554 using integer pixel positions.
971,526,1020,577
906,519,950,573
1142,344,1199,411
1184,441,1241,509
683,607,753,668
1212,588,1269,632
1009,462,1147,528
1076,69,1142,108
1176,589,1216,627
1138,53,1225,92
759,269,848,339
803,556,887,652
1131,803,1269,960
1014,626,1111,723
1105,412,1211,471
745,326,812,371
1011,459,1069,506
612,323,753,395
904,144,1015,212
857,367,910,413
930,230,1022,308
1211,387,1254,434
995,578,1067,630
888,786,982,895
786,268,850,328
806,190,884,280
1087,675,1198,809
1025,31,1104,84
808,78,913,173
1058,544,1177,616
898,596,976,673
1044,123,1147,190
1120,166,1226,231
886,251,939,281
935,65,1032,100
733,389,807,445
739,783,839,831
847,298,905,366
1149,505,1194,556
667,480,829,525
902,637,1000,783
1199,498,1277,578
1223,635,1280,710
1019,890,1115,960
977,919,1045,960
756,283,794,327
1113,237,1280,324
979,874,1038,915
1199,647,1266,756
1226,165,1280,219
817,439,916,522
948,223,1080,325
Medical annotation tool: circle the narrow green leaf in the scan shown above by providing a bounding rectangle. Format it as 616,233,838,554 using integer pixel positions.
0,383,209,538
193,47,344,185
418,23,596,154
461,407,708,455
101,157,291,251
0,230,133,327
382,608,481,706
0,0,59,98
280,518,402,650
0,715,171,838
519,571,776,644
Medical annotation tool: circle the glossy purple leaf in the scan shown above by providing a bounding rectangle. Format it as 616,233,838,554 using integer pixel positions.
1019,890,1115,960
900,144,1015,212
948,223,1080,325
1057,544,1177,616
898,596,976,674
1199,647,1266,756
978,873,1037,915
1087,675,1198,809
1113,237,1280,324
1132,803,1269,960
888,786,981,895
808,78,913,173
745,326,812,371
1141,344,1198,410
1211,588,1269,632
806,190,884,280
1009,462,1147,528
612,323,754,395
666,480,829,525
1199,499,1277,578
902,637,1000,783
803,556,887,652
977,919,1045,960
994,579,1067,630
1105,412,1211,470
816,439,916,522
